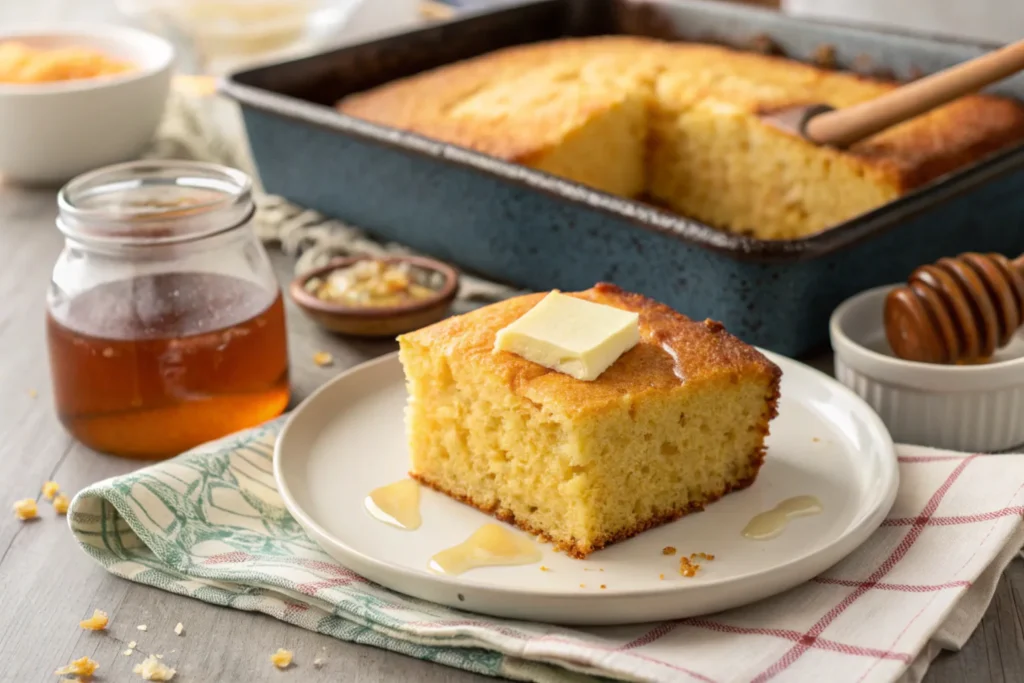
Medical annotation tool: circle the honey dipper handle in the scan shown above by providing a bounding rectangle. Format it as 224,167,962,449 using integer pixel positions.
804,39,1024,148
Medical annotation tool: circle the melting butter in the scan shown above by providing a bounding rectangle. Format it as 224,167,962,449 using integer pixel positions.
742,495,823,540
365,479,421,530
430,523,542,575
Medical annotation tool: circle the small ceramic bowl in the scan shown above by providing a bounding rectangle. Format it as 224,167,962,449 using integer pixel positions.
830,285,1024,453
290,255,459,337
0,25,175,184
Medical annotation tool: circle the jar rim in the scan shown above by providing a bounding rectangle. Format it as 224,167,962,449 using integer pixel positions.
57,160,254,247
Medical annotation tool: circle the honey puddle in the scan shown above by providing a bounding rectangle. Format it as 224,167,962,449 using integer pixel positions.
430,524,542,575
365,479,421,530
742,495,823,540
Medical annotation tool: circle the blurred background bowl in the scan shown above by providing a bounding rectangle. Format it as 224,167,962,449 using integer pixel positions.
115,0,369,75
0,25,174,185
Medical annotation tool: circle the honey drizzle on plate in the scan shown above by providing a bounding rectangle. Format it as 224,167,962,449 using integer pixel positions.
365,479,422,530
742,495,823,540
429,524,542,575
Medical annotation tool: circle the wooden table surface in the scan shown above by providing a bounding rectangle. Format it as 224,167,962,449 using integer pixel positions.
1,2,1022,682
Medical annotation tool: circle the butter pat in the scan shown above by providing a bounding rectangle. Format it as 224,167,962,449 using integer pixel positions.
494,292,640,381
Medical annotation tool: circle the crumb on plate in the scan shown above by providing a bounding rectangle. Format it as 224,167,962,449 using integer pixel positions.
659,573,665,580
662,546,676,556
313,351,334,367
54,656,99,677
539,565,549,572
679,556,700,578
134,654,176,681
690,552,715,561
13,498,37,520
600,584,607,589
79,609,108,631
41,481,59,500
270,648,293,669
53,494,70,515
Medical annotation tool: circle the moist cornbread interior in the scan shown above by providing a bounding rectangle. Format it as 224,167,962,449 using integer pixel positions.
397,283,782,558
338,37,1024,240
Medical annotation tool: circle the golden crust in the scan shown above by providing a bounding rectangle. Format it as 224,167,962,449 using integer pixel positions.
411,441,769,558
338,37,1024,196
398,282,781,419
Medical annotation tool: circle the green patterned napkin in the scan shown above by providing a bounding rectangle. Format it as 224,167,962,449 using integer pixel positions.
69,418,1024,683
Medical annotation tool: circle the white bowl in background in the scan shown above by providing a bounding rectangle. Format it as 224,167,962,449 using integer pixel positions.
0,25,174,185
830,285,1024,453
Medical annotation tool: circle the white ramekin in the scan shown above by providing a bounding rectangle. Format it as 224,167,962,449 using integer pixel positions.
0,25,175,184
830,285,1024,453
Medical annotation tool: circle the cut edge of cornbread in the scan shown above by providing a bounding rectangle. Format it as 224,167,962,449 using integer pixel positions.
398,284,782,558
339,37,1024,241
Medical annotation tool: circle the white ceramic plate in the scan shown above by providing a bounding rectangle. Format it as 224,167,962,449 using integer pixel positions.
275,351,897,625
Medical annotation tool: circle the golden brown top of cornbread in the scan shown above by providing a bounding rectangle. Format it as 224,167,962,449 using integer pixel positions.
338,36,1024,192
398,283,781,417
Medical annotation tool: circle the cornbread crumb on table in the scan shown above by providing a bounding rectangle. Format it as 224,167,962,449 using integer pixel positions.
53,494,70,515
133,654,176,681
270,648,294,669
13,498,37,520
313,351,334,367
398,284,781,558
338,36,1024,240
313,657,325,669
54,656,99,677
79,609,108,631
41,481,59,501
174,622,184,635
137,624,148,631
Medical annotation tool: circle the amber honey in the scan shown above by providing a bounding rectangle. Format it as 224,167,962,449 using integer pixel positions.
47,272,289,459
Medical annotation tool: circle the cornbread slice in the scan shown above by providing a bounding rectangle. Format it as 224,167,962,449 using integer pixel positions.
339,37,1024,240
398,283,781,558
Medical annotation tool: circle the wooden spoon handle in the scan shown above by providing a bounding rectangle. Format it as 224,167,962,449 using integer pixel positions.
805,39,1024,148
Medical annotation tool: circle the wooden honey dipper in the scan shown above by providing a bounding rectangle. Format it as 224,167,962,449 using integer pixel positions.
884,252,1024,364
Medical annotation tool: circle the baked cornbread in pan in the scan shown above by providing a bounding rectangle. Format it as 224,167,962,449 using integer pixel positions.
338,36,1024,240
397,283,781,558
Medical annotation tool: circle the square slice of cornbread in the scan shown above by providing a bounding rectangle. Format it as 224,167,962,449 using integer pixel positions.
398,283,782,558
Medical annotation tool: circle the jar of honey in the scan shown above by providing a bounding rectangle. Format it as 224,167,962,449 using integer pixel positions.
46,161,290,459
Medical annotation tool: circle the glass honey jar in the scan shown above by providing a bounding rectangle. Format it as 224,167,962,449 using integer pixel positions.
46,161,290,459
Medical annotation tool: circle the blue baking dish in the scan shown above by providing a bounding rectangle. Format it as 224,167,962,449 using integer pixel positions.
222,0,1024,357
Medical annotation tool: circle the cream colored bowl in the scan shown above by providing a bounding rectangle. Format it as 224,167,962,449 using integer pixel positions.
0,26,174,185
830,285,1024,452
